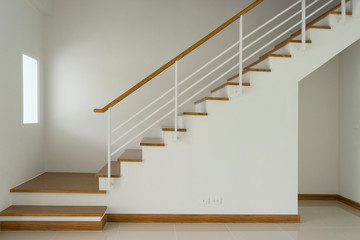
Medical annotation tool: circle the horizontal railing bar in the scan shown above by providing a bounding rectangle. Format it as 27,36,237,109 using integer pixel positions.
244,9,302,51
111,40,239,134
93,0,263,113
111,109,174,156
180,41,240,86
112,51,239,145
111,87,174,134
306,0,321,11
306,0,334,20
243,19,302,62
244,0,302,40
177,52,239,101
111,63,239,156
112,97,174,145
178,64,239,109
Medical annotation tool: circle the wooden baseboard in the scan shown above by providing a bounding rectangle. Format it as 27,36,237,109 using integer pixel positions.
298,194,338,200
299,194,360,211
107,214,300,223
0,220,104,231
337,195,360,211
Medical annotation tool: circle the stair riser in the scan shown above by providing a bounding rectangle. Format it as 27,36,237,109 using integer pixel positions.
334,1,353,13
11,193,107,206
292,30,312,41
250,59,270,70
273,45,291,55
98,178,117,191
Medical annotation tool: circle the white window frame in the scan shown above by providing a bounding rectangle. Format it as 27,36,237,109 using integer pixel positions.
22,51,40,125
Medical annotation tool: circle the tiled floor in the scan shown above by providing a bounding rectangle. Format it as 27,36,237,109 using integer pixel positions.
0,201,359,239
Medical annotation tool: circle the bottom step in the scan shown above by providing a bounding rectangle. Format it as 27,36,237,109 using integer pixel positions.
0,205,107,231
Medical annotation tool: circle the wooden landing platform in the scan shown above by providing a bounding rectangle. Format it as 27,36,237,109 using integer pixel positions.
0,205,107,217
10,172,106,194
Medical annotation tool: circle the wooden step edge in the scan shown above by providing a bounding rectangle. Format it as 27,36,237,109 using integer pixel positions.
0,206,107,217
259,0,348,64
140,138,165,147
309,25,331,30
140,143,165,147
96,162,121,178
9,189,107,194
248,68,271,72
179,112,208,116
289,40,312,44
211,82,250,93
194,97,229,105
118,149,143,162
268,54,292,58
118,158,143,162
162,128,187,132
330,11,352,16
95,173,121,178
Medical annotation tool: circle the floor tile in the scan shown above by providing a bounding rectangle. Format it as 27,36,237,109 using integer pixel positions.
229,226,293,240
0,231,56,240
176,228,234,240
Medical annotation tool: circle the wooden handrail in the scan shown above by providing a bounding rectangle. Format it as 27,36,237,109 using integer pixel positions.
94,0,263,113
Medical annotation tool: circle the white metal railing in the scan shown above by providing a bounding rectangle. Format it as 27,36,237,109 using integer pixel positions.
104,0,349,188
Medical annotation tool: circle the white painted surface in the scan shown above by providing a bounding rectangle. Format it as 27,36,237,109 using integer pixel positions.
298,57,340,194
11,13,360,214
43,0,312,173
0,0,44,210
27,0,53,15
339,39,360,203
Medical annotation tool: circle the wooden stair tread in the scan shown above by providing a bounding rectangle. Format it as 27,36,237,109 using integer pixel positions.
211,82,250,93
162,128,187,132
330,11,352,15
269,54,292,58
179,112,208,116
309,25,331,29
118,149,143,162
221,1,349,87
248,68,271,72
289,40,312,43
10,172,106,194
0,205,107,217
194,97,229,105
96,162,120,178
140,137,165,147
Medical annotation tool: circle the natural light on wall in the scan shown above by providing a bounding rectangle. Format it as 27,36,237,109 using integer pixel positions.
23,54,39,124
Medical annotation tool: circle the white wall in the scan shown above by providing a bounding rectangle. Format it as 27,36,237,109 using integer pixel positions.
339,39,360,203
43,0,300,172
28,0,53,15
0,0,44,210
298,57,340,194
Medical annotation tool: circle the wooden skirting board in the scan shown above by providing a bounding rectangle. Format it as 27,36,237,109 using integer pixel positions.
107,214,300,223
298,194,360,211
2,195,359,230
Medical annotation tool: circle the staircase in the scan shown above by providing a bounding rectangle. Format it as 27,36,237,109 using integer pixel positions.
2,0,360,231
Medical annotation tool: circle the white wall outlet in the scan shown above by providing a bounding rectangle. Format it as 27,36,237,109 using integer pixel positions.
199,197,210,205
211,197,223,205
199,196,222,205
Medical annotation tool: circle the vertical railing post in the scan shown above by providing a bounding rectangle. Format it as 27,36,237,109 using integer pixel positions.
341,0,346,22
107,107,112,188
301,0,306,51
174,61,178,140
239,15,243,93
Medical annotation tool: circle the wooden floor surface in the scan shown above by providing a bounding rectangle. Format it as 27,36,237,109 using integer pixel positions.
10,172,106,194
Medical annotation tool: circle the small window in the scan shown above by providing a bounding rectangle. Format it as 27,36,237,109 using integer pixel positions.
22,54,39,124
